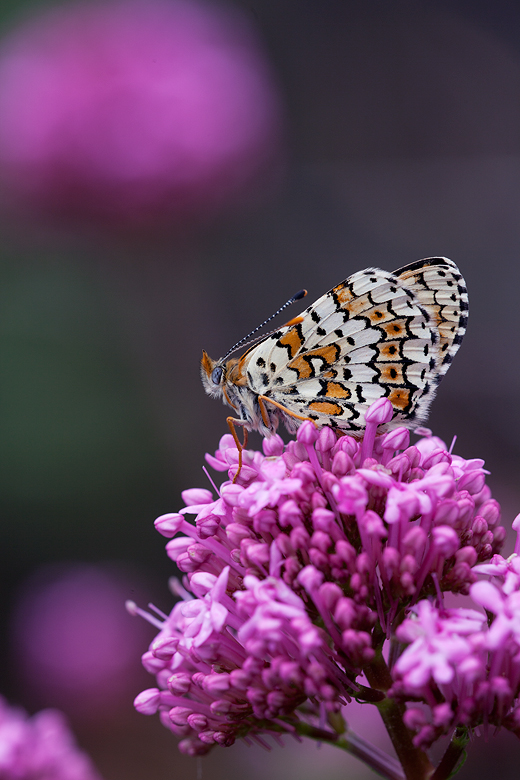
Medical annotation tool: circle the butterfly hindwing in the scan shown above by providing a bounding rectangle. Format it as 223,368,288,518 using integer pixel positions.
394,257,469,377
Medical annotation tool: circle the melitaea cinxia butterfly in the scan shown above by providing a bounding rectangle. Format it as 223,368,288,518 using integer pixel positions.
201,257,468,460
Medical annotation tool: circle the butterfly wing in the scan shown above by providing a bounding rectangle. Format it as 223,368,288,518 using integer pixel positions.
243,258,467,431
390,257,469,428
393,257,468,377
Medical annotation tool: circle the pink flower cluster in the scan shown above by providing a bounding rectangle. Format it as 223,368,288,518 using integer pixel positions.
0,696,101,780
394,551,520,748
132,398,507,757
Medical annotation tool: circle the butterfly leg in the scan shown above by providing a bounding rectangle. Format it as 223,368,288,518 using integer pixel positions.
258,395,317,428
226,416,248,483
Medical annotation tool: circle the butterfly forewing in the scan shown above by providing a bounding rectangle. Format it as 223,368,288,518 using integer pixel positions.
244,259,465,431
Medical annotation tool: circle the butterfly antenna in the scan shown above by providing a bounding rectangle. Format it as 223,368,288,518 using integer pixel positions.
222,289,307,360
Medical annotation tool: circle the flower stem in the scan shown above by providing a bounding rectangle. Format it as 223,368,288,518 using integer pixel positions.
430,727,469,780
364,652,433,780
294,722,405,780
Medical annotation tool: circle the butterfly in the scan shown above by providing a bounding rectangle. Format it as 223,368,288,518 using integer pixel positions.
201,257,468,466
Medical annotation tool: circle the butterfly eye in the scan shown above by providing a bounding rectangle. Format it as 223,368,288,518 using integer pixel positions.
211,366,224,385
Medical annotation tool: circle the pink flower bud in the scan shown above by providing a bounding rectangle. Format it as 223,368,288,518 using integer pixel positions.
226,523,253,546
493,526,506,550
381,427,410,452
220,483,243,506
169,705,194,726
195,731,216,746
263,435,284,457
213,731,235,746
290,526,311,550
134,688,161,715
154,513,185,537
404,445,422,468
310,530,332,553
458,470,486,495
316,426,336,452
182,488,214,506
189,572,217,596
331,449,353,476
151,636,179,660
433,703,453,727
203,673,231,694
479,499,501,528
333,436,359,458
434,499,459,526
455,546,478,566
297,565,324,592
297,420,319,445
187,713,208,731
432,526,459,557
365,398,393,425
168,673,192,695
335,539,356,568
279,499,303,527
422,450,452,469
141,651,167,674
471,517,488,537
318,582,343,611
309,548,328,570
334,597,357,630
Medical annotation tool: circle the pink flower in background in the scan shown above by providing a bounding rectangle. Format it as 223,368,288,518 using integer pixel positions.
0,696,101,779
12,564,152,719
0,0,283,227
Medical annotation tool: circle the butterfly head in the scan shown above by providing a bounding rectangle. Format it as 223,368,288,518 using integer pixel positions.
200,350,246,403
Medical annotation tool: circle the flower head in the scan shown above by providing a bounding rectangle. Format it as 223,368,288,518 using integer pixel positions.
133,403,506,756
0,696,101,780
0,0,283,228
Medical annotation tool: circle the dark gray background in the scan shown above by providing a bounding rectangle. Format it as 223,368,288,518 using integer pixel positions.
1,1,519,778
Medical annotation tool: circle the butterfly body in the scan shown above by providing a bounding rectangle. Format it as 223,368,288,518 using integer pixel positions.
201,257,468,438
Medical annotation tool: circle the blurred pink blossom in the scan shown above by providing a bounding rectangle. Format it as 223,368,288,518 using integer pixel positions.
0,696,101,780
12,564,153,719
0,0,283,228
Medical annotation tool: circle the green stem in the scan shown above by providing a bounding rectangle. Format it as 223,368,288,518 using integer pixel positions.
430,727,469,780
365,653,433,780
294,721,405,780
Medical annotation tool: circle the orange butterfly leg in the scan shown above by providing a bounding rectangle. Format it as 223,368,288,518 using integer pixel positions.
226,416,248,483
258,395,317,427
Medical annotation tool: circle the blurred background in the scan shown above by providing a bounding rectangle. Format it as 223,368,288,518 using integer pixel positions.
0,0,519,778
